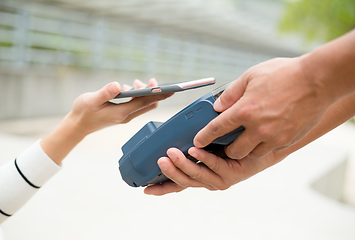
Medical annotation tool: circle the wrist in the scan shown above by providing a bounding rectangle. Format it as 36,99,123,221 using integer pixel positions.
299,31,355,103
40,112,88,165
64,111,92,138
298,53,338,106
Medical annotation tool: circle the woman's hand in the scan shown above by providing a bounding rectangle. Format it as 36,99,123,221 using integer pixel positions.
68,78,172,135
41,78,173,165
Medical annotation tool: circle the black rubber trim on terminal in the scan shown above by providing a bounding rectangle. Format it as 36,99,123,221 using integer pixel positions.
0,209,12,217
14,158,41,189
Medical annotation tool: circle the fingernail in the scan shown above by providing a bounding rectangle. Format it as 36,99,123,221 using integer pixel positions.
190,151,197,159
194,139,202,148
158,161,168,171
214,98,222,111
170,153,177,162
109,82,120,95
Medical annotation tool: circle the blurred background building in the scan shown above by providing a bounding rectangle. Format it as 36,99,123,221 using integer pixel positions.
1,0,351,119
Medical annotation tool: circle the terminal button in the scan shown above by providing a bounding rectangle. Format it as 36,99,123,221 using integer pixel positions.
185,111,194,120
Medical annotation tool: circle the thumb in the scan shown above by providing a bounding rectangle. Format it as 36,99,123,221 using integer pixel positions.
214,76,248,112
93,82,121,106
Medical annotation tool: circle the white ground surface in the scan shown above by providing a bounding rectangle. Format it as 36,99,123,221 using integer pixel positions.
0,107,354,240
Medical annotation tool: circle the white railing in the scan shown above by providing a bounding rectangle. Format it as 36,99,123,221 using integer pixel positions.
0,5,273,80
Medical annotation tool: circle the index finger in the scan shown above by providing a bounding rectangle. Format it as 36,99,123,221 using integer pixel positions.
213,76,247,112
193,75,249,148
193,100,245,148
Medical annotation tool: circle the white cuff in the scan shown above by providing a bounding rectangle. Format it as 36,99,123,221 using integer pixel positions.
0,140,61,219
16,140,61,187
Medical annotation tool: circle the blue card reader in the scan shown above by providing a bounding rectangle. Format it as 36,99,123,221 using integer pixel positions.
118,83,245,187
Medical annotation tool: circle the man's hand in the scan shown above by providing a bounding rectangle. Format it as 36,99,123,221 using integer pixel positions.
144,147,283,196
194,57,332,160
145,30,355,196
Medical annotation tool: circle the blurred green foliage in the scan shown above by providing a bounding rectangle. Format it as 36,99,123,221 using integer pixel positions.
279,0,355,43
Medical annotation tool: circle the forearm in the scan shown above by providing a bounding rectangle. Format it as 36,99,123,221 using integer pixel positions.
0,141,61,223
276,30,355,160
40,112,87,166
276,93,355,160
301,30,355,103
0,113,81,223
0,109,84,224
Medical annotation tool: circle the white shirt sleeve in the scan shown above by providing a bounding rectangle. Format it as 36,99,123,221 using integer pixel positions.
0,140,61,224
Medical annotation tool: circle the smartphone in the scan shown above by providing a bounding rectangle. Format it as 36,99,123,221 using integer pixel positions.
114,77,215,99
